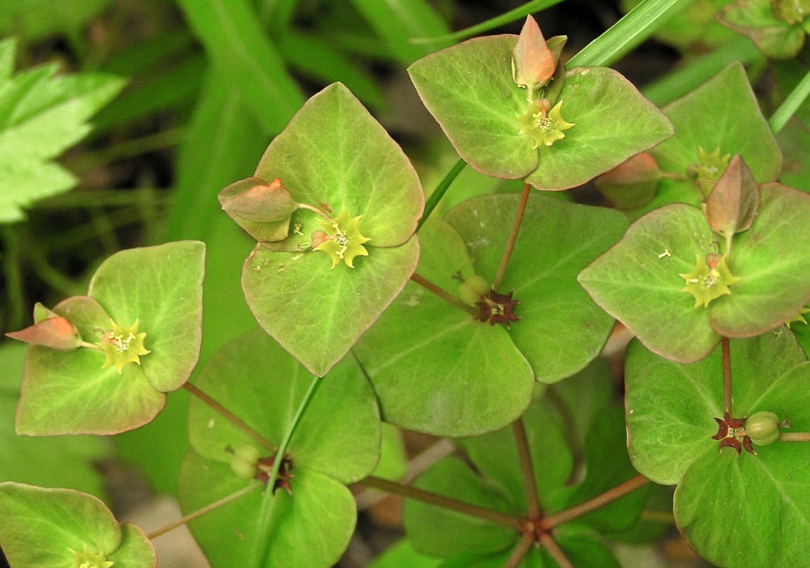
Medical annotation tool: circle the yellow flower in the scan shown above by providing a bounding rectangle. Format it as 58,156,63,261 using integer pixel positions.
97,319,150,374
313,210,371,268
680,253,740,308
71,543,114,568
517,99,575,148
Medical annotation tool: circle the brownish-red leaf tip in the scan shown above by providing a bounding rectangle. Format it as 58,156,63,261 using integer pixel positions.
6,317,82,351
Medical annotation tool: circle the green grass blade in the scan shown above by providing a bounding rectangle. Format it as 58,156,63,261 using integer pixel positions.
568,0,693,68
349,0,451,64
770,67,810,134
410,0,565,45
175,0,304,133
642,37,763,106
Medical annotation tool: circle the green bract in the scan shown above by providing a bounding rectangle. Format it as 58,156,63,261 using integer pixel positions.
13,241,205,435
407,18,673,190
0,482,155,568
232,83,424,377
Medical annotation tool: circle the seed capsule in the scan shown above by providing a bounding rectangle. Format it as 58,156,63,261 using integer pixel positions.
745,411,780,446
458,274,490,307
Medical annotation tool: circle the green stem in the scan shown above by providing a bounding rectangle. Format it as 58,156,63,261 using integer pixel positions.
504,532,535,568
271,375,323,486
512,418,541,519
409,0,565,45
417,158,466,233
357,475,524,532
410,272,479,316
540,474,650,530
146,481,262,540
34,188,172,210
70,128,183,174
779,432,810,442
568,0,690,68
183,382,275,451
2,225,26,330
721,336,732,416
493,182,531,292
539,533,574,568
770,67,810,134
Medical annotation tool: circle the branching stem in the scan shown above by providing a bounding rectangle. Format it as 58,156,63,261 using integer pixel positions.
539,533,574,568
357,475,524,532
504,532,535,568
493,182,531,292
410,272,479,316
182,382,274,451
540,474,650,530
146,481,262,540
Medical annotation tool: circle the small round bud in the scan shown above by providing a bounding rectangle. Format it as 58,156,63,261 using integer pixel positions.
745,411,780,446
458,275,490,306
230,444,261,479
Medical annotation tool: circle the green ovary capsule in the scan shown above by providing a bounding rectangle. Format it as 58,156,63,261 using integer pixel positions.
745,411,780,446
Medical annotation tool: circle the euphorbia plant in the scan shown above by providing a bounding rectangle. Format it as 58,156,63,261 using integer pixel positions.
2,5,810,568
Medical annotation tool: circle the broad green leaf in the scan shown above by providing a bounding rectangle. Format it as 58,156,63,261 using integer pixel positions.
560,407,648,533
15,241,205,435
456,395,574,513
408,34,672,188
0,482,155,568
625,332,806,485
650,62,781,184
446,193,628,382
578,204,720,363
179,453,355,568
0,38,124,222
353,219,534,437
403,455,519,558
672,358,810,567
240,83,424,377
187,329,380,484
0,0,111,40
711,183,810,336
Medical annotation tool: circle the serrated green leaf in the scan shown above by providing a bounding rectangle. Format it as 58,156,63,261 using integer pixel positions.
0,38,124,222
446,193,628,382
0,482,155,568
353,219,534,437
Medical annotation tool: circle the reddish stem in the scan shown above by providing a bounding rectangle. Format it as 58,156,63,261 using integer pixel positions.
779,432,810,442
410,272,479,316
493,182,531,292
722,336,732,416
512,418,541,519
540,533,574,568
183,382,274,451
357,475,524,532
540,474,650,530
504,532,535,568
